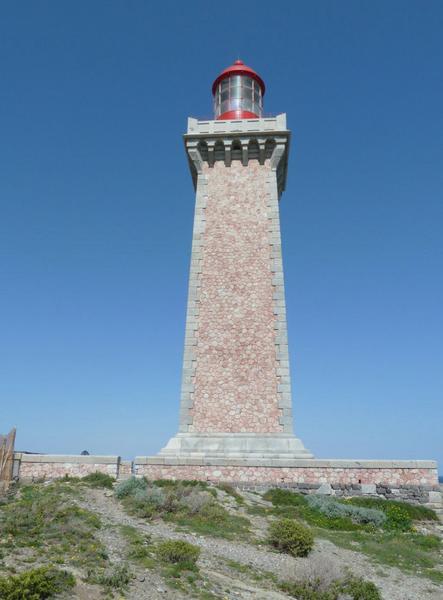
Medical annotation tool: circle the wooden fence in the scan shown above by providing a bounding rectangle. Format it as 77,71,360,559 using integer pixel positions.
0,428,16,493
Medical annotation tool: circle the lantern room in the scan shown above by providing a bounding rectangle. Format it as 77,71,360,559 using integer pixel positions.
212,59,265,120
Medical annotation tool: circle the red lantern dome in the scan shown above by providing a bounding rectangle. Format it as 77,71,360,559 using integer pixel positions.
212,59,266,120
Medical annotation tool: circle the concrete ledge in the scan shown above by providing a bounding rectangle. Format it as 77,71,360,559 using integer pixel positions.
16,454,119,464
156,432,313,460
135,456,437,469
186,114,288,136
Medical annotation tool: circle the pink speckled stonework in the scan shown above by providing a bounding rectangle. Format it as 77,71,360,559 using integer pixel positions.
137,465,439,487
19,462,118,480
190,161,282,433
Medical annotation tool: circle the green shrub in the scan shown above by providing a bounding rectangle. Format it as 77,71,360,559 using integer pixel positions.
346,498,416,531
117,481,170,517
344,496,439,531
0,566,75,599
263,489,306,507
263,488,425,532
280,575,381,600
179,489,212,514
279,579,324,600
267,518,314,557
89,563,131,590
337,576,381,599
263,489,363,531
306,495,386,528
382,505,412,531
134,486,166,507
156,540,200,566
344,496,438,522
82,472,115,489
114,477,147,499
345,498,412,531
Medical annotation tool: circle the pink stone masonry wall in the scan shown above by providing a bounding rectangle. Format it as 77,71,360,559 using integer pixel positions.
18,461,118,480
190,161,282,433
137,464,439,487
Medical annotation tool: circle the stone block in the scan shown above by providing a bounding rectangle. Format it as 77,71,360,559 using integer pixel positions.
317,483,333,495
361,484,376,494
429,491,442,504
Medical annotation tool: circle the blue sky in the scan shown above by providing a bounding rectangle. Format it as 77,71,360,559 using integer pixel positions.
1,1,442,467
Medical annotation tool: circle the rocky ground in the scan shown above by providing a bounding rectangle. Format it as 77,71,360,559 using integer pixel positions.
73,486,443,600
1,480,442,600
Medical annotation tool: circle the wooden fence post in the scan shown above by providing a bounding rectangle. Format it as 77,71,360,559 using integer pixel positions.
0,428,16,493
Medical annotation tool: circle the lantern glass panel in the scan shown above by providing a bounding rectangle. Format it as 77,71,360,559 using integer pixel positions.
230,75,242,87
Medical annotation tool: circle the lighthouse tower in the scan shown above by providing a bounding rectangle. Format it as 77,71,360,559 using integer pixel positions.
140,60,312,477
133,60,440,502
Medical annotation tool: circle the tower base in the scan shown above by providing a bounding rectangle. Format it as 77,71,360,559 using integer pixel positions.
154,432,313,461
133,455,439,508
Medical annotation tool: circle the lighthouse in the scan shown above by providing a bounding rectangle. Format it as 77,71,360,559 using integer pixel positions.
137,59,313,481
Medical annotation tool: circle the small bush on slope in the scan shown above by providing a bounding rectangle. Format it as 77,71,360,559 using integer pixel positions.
346,496,438,521
267,518,314,557
156,540,201,566
305,495,386,527
114,477,148,498
344,496,438,531
263,489,368,531
340,576,381,600
138,486,167,506
87,563,132,592
280,575,381,600
181,489,212,514
81,472,115,489
0,566,75,600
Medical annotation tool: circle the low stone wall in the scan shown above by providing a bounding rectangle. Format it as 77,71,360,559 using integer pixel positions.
11,454,441,513
134,458,442,511
15,454,121,481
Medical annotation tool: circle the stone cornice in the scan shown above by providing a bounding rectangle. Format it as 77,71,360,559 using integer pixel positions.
15,453,119,464
184,113,290,198
135,456,438,469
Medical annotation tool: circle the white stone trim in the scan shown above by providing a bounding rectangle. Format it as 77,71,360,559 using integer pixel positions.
135,455,438,469
178,171,208,432
187,114,288,135
16,454,119,464
265,145,295,435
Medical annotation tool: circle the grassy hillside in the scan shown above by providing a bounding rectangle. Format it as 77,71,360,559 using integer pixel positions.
0,476,441,599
